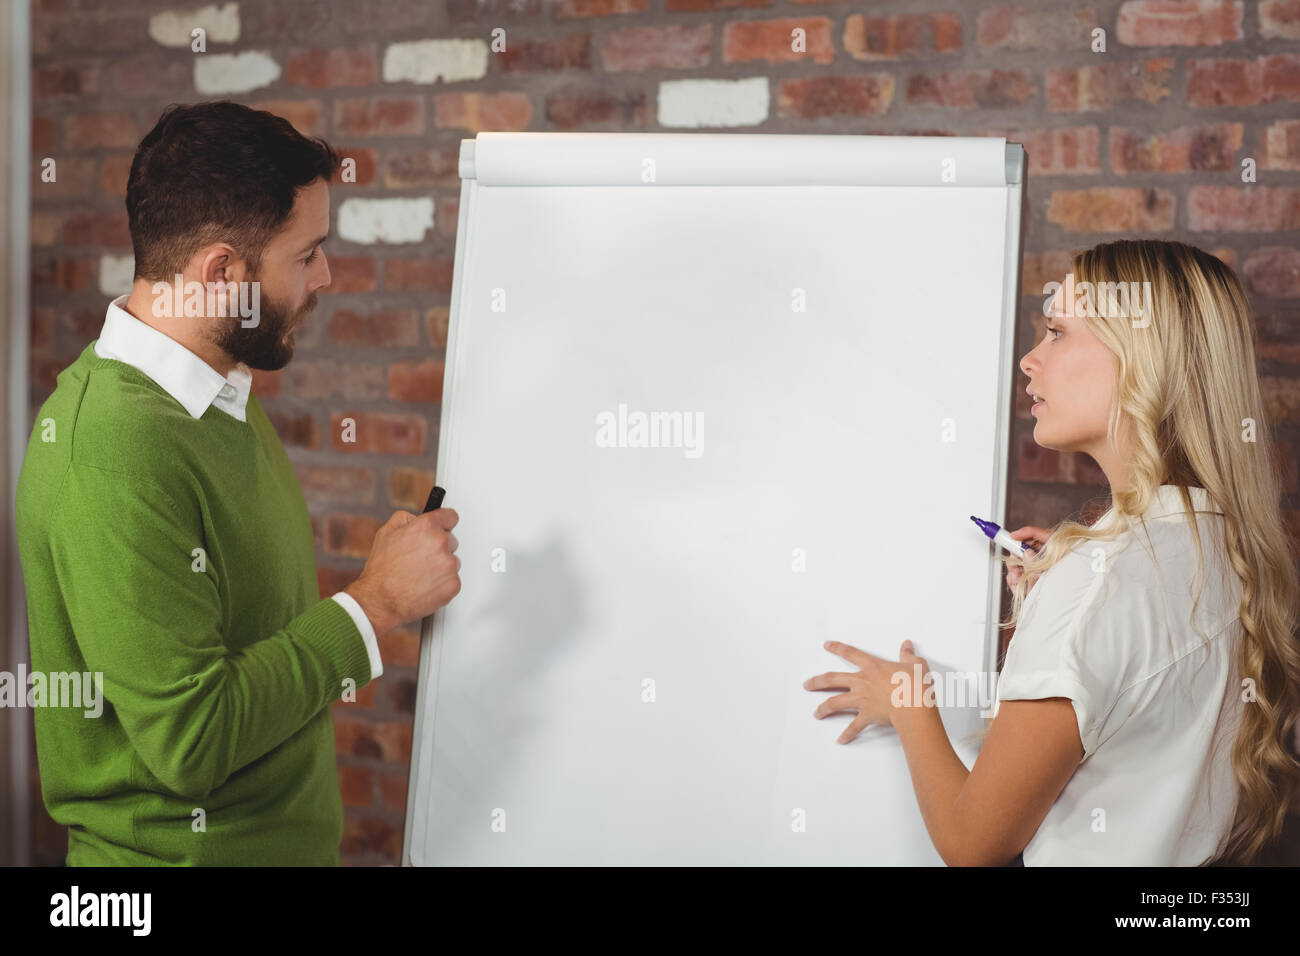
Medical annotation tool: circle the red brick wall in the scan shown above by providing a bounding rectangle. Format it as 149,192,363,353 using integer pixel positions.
26,0,1300,865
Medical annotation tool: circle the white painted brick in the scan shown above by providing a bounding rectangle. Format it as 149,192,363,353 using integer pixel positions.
99,255,135,297
149,3,240,48
194,51,280,95
657,77,770,129
382,39,489,85
337,197,435,245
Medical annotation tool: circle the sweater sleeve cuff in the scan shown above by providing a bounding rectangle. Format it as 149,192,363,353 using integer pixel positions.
331,592,384,681
285,597,375,688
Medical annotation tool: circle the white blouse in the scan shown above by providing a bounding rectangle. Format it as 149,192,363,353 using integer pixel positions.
994,485,1244,865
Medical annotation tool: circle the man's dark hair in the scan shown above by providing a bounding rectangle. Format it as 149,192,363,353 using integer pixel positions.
126,100,341,281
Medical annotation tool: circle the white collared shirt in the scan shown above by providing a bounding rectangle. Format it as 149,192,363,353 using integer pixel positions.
94,294,383,680
995,485,1241,864
96,294,255,422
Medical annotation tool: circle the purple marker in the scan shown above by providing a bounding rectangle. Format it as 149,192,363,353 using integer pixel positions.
970,515,1036,558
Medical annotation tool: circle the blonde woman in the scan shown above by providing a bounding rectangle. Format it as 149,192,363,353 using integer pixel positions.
805,239,1299,865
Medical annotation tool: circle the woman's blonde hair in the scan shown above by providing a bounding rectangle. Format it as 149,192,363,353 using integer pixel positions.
1002,238,1300,865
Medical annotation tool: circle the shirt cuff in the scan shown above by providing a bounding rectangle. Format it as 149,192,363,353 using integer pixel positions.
330,592,384,682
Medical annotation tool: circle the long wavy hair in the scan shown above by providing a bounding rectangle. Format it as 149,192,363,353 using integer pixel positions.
1001,239,1300,865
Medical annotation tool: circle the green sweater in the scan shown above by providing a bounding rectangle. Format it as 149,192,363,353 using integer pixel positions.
15,342,374,865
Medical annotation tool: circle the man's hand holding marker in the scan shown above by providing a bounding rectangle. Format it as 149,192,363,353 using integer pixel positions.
344,486,460,640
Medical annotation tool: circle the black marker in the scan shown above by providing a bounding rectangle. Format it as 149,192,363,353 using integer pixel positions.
423,485,446,513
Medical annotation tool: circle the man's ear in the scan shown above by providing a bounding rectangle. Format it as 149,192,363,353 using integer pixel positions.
197,244,247,286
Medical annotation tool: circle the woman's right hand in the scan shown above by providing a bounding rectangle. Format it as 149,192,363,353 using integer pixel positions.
1005,525,1051,592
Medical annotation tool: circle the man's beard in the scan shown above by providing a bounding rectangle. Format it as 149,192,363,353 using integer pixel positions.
209,284,317,372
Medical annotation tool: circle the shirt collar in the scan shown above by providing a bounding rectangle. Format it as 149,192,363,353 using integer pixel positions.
1094,485,1222,530
93,294,253,422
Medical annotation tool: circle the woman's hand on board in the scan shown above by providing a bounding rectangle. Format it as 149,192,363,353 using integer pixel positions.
1005,525,1051,592
804,639,930,744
